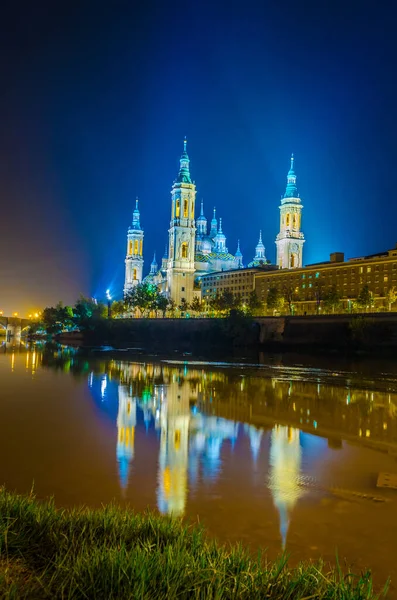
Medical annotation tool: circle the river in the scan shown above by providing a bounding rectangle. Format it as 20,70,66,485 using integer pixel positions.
1,341,397,589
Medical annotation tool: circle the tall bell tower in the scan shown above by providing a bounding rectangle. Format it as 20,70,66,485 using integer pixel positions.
167,139,196,306
124,198,144,295
275,155,305,269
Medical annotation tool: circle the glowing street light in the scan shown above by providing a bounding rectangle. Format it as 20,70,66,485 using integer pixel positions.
106,289,112,319
13,312,18,317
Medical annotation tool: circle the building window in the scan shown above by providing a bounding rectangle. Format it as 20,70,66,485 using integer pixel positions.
315,272,320,278
128,240,133,255
181,287,185,292
133,268,137,280
181,242,188,259
367,266,372,273
384,276,388,283
302,284,306,289
183,199,188,218
302,274,305,279
286,214,290,227
360,267,363,274
134,240,139,254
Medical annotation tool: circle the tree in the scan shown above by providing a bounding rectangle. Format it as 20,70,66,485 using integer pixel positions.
282,285,296,315
167,299,176,317
266,287,284,314
356,285,374,312
313,281,323,314
73,296,106,329
156,294,169,318
124,283,157,317
111,300,126,318
323,286,341,314
385,286,397,312
41,303,73,334
190,296,203,315
247,291,262,315
179,298,189,314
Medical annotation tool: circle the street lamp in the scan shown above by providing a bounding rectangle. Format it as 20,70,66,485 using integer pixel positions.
106,289,112,319
13,312,18,317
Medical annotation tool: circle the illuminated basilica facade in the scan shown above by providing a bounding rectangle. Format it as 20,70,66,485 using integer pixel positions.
124,141,305,303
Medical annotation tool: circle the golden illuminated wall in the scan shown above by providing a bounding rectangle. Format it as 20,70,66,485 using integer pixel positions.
117,385,137,489
268,425,303,548
157,379,191,516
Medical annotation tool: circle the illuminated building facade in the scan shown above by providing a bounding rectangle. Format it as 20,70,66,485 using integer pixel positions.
275,155,305,269
123,142,306,303
124,198,144,294
255,246,397,314
200,266,277,305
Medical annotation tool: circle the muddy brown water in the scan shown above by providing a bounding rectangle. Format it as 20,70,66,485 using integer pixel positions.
1,342,397,592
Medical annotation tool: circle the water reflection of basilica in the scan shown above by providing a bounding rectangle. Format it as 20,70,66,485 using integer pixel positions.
116,376,240,517
106,359,397,546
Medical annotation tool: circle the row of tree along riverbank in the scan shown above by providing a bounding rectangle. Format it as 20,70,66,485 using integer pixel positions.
55,312,397,356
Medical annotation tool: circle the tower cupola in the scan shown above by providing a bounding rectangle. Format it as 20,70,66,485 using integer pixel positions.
150,253,158,274
254,230,266,260
214,217,227,253
210,207,218,238
284,154,298,199
132,197,141,229
196,200,207,236
176,137,192,184
235,239,243,268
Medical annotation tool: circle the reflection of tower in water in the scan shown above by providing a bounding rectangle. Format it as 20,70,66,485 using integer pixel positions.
268,425,303,549
157,380,190,516
244,424,263,463
117,385,137,490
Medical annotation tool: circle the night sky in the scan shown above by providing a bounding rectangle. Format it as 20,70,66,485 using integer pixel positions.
0,0,396,316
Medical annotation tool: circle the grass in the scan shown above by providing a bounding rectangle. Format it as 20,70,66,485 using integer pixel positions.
0,487,389,599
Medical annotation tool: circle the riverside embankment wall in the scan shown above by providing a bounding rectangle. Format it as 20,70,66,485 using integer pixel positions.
67,312,397,354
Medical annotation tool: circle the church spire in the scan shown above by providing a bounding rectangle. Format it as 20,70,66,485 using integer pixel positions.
235,239,243,268
210,207,217,238
253,230,266,261
176,137,192,184
150,252,158,274
132,196,141,229
196,199,207,235
284,153,298,198
214,217,226,252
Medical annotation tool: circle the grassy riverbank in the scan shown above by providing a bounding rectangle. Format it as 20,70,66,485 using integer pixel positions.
0,489,388,599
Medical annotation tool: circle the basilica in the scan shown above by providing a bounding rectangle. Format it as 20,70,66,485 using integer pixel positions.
124,140,305,305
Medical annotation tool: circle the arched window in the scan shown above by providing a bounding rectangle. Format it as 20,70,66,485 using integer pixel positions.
139,240,143,255
290,253,296,268
181,242,188,259
176,200,180,218
293,214,297,229
286,214,290,227
133,268,137,280
134,240,139,254
183,199,188,218
128,241,133,255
